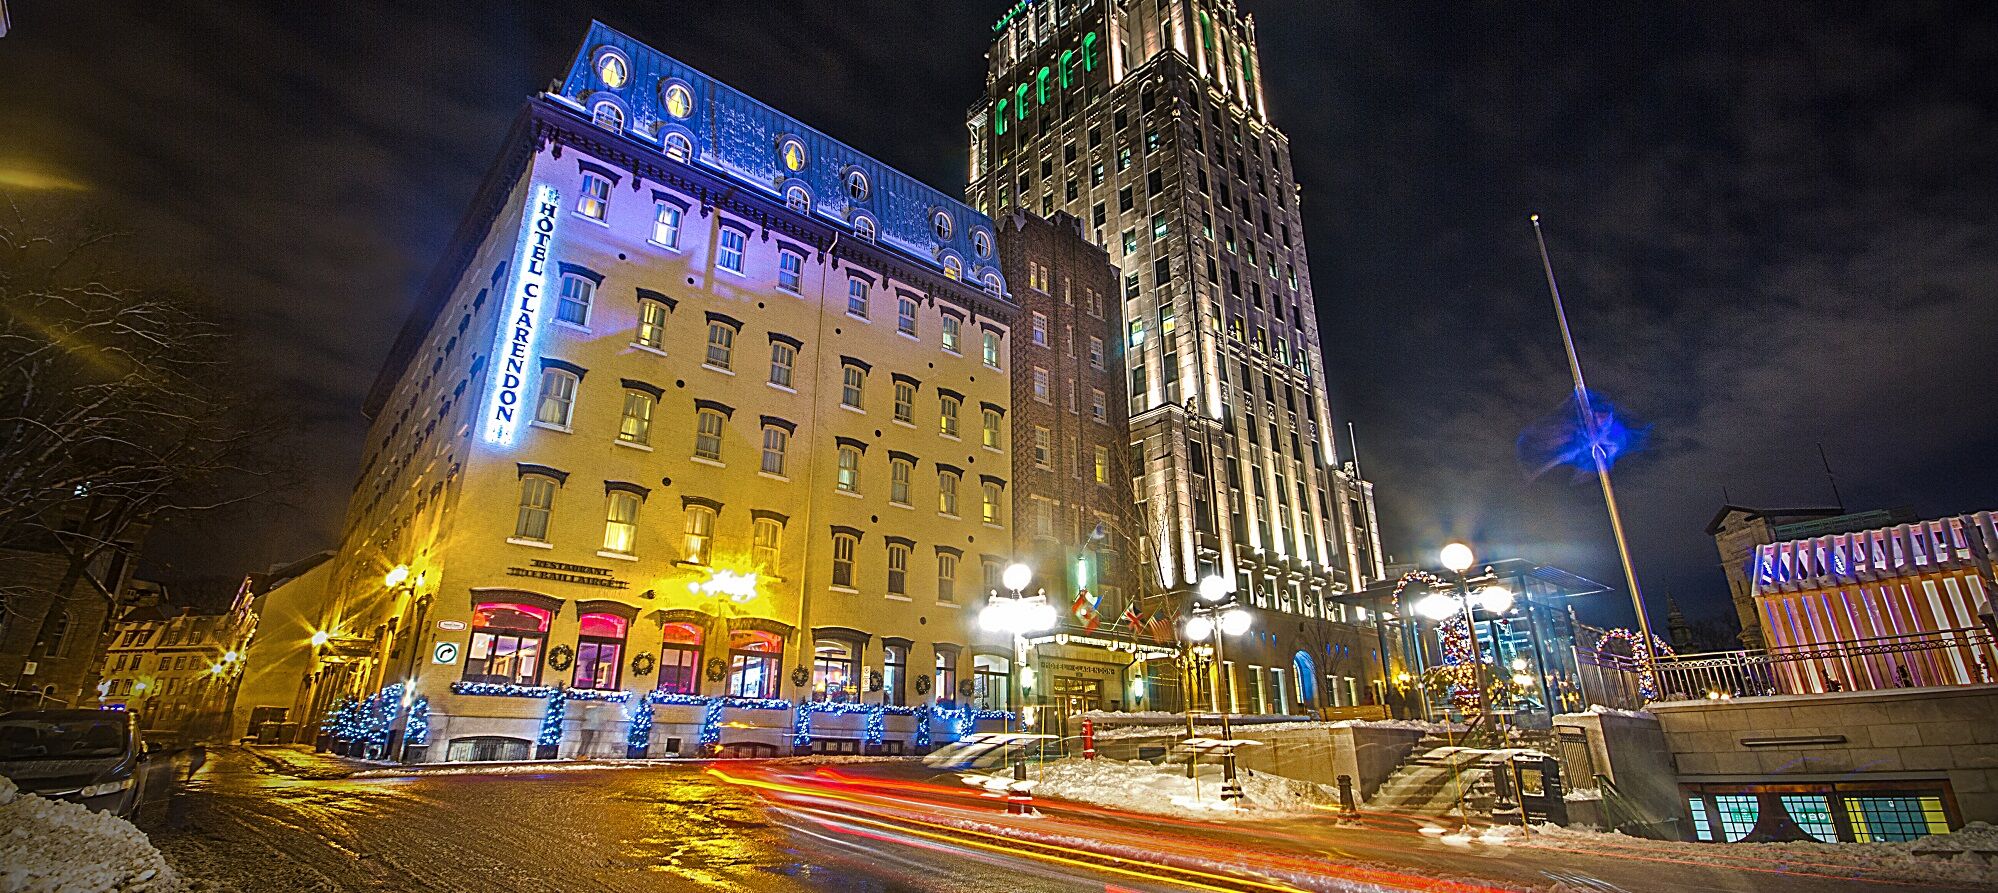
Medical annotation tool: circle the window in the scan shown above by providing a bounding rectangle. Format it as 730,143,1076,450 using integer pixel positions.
578,173,610,220
982,481,1003,524
1094,446,1111,484
982,330,1001,368
932,211,953,241
852,215,876,241
897,296,918,336
831,532,858,587
937,552,958,603
682,504,715,564
973,655,1010,710
693,408,724,461
1088,336,1105,369
847,277,869,317
777,249,803,293
662,82,693,118
618,390,654,444
1031,312,1048,345
534,369,577,427
602,490,640,554
812,639,859,702
39,612,69,658
934,649,958,705
1032,367,1051,402
705,322,734,369
573,613,627,691
982,408,1003,449
973,229,992,258
596,53,628,87
727,631,782,699
557,274,594,326
885,382,915,425
943,256,962,280
784,185,810,213
836,444,861,492
1091,389,1107,422
657,624,703,695
1118,186,1134,212
718,228,746,274
515,476,556,541
938,470,961,516
752,516,783,568
942,316,962,353
841,364,866,409
653,202,683,247
760,425,788,476
1033,426,1052,467
464,602,550,685
768,341,795,388
887,542,910,594
889,458,913,505
883,644,908,705
663,131,693,161
939,394,961,437
636,299,669,349
846,169,870,201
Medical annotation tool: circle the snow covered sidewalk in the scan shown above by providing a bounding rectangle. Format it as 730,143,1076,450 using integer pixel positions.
1470,820,1998,888
0,776,184,893
1022,756,1338,818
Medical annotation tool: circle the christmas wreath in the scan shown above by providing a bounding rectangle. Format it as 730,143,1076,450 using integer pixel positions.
704,657,728,682
958,678,976,699
630,652,657,676
868,670,884,692
914,674,932,696
548,644,575,672
789,666,810,688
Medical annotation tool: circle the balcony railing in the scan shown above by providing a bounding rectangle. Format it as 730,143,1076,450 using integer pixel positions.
1578,627,1998,706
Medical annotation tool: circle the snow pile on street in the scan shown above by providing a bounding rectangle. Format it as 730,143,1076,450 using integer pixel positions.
1499,820,1998,886
1092,717,1456,741
1555,705,1656,720
1027,757,1336,818
0,776,185,893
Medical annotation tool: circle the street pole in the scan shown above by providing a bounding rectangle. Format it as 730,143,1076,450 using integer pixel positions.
1531,215,1658,685
1211,614,1241,802
1455,571,1494,735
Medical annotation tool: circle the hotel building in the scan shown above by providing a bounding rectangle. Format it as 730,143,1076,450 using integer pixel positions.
966,0,1391,714
308,22,1020,759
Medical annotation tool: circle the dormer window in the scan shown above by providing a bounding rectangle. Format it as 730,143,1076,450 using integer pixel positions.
846,170,870,202
591,101,624,132
852,214,876,242
661,81,693,118
779,137,807,172
596,53,628,88
943,256,962,281
973,229,993,258
784,185,811,213
662,132,693,162
932,211,954,241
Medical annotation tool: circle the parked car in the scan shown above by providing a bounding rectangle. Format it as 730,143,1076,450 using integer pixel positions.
0,708,179,822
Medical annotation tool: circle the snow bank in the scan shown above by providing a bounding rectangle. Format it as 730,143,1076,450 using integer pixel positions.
1092,717,1457,741
1504,820,1998,887
0,776,184,893
1552,705,1656,720
1025,757,1336,818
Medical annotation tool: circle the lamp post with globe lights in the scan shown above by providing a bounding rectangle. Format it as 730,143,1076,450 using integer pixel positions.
1424,543,1514,731
1183,573,1252,802
979,562,1056,810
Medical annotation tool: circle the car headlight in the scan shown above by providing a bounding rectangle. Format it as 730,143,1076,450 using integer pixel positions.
79,778,134,798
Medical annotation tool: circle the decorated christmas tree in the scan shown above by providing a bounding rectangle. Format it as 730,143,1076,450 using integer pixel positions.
626,694,653,756
536,688,566,757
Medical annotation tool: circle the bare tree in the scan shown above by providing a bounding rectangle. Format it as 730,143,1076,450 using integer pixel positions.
0,198,288,698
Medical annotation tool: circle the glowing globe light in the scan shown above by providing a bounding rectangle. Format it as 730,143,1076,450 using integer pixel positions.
383,564,410,588
1219,608,1252,637
1440,542,1475,573
1183,615,1215,642
1002,562,1033,593
1415,593,1462,621
1475,585,1515,615
310,631,332,647
1197,574,1232,603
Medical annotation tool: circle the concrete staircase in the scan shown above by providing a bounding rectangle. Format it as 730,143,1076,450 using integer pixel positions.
1369,727,1561,819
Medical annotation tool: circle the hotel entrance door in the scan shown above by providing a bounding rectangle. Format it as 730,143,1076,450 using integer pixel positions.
1050,676,1103,738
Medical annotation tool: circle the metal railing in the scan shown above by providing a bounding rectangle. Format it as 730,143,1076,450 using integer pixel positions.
1584,627,1998,704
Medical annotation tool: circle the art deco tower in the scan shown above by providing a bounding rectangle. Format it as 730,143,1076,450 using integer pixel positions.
968,0,1383,614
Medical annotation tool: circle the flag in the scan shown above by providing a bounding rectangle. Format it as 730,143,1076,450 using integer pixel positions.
1144,606,1178,643
1070,588,1100,631
1119,602,1143,629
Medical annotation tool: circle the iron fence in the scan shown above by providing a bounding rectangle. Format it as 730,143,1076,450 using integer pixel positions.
1582,627,1998,704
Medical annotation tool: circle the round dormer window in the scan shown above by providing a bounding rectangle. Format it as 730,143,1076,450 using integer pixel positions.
596,51,629,88
779,137,808,172
661,81,693,119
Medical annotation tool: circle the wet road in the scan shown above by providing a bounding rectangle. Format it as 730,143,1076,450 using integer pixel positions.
151,749,1138,892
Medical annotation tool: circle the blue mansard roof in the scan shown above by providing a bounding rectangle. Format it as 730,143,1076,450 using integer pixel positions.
556,21,1003,289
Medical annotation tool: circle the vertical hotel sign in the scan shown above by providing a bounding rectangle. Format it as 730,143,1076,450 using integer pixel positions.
481,183,561,447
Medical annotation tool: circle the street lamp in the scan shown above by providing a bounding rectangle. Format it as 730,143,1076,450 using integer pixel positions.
980,563,1054,811
1438,543,1500,731
1183,573,1251,802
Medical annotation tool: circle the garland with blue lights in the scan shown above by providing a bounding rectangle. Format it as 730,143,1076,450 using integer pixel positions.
627,693,653,753
405,696,430,747
537,688,567,748
697,698,725,752
451,680,629,702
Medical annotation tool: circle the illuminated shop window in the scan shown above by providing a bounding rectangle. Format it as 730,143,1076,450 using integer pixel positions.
813,639,857,702
656,624,703,695
464,603,550,685
573,613,627,691
726,631,782,699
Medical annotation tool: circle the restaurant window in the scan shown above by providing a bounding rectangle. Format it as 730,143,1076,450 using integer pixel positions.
573,612,627,691
463,602,551,685
726,631,783,699
883,644,908,706
656,623,703,695
812,638,859,702
973,654,1010,710
934,647,959,705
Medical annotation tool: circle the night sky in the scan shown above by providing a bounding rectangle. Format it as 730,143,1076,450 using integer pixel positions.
3,1,1993,631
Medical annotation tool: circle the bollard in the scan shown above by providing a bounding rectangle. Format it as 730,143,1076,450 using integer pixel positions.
1082,719,1097,760
1006,757,1037,815
1336,774,1358,818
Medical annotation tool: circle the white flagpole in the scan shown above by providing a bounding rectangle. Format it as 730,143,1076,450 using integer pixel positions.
1531,215,1660,685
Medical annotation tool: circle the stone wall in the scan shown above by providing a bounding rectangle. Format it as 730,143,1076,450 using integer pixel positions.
1554,709,1678,836
1647,684,1998,825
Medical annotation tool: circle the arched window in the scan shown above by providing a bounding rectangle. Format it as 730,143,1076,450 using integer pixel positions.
1082,31,1100,72
1036,66,1051,105
972,230,993,258
681,504,716,564
1291,651,1318,708
784,185,811,213
660,82,693,119
574,612,628,691
657,623,704,695
727,630,783,699
812,638,857,702
464,602,551,685
852,214,876,242
1059,49,1077,89
592,100,625,132
932,211,954,241
995,99,1009,136
662,132,694,162
845,170,869,202
942,256,962,281
596,52,628,88
778,138,807,172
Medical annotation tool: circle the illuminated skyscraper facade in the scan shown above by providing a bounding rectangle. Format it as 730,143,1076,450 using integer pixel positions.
968,2,1384,637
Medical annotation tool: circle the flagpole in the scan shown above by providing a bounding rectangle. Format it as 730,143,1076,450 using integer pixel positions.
1530,214,1659,685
